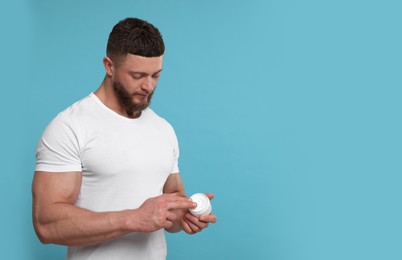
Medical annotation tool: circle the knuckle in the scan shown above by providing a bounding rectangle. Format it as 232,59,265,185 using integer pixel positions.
200,223,208,229
165,221,173,229
157,208,167,217
192,226,200,232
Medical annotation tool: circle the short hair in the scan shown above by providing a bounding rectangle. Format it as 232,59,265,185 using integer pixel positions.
106,18,165,64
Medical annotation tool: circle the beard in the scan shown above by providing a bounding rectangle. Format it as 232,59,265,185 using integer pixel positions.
112,80,154,118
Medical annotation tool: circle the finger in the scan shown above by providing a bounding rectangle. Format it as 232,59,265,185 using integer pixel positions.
199,213,217,223
164,194,191,202
167,201,197,211
184,218,201,233
166,211,177,222
204,193,215,200
163,219,173,229
185,213,209,229
181,219,195,234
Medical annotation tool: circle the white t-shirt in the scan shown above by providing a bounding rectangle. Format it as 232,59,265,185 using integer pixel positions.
35,93,180,260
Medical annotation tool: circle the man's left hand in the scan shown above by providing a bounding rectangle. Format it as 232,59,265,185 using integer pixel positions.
181,193,217,234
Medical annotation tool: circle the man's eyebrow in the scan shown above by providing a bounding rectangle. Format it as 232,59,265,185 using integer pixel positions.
129,69,163,75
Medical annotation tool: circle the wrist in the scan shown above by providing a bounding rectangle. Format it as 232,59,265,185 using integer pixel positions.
117,209,139,232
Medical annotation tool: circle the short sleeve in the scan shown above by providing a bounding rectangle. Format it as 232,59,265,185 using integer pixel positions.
171,131,180,174
35,113,82,172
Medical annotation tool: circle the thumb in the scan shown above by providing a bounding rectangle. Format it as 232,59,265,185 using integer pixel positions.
204,193,215,200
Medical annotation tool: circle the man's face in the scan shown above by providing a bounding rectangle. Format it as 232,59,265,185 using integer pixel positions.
112,54,163,117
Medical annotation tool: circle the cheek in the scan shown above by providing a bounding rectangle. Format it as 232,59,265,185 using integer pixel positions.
120,77,140,91
152,79,159,88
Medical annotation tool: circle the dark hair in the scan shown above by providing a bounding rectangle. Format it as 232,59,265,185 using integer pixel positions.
106,18,165,63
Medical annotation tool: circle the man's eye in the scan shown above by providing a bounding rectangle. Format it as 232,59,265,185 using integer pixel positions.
132,74,143,79
152,74,160,79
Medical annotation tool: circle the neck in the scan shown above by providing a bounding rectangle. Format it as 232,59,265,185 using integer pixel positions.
94,77,142,118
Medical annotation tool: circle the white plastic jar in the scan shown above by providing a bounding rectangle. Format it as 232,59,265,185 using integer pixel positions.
189,193,212,217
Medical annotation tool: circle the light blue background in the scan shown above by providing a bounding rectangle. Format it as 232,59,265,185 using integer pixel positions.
1,0,401,259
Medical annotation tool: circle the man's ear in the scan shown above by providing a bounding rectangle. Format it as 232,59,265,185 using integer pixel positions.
103,56,114,77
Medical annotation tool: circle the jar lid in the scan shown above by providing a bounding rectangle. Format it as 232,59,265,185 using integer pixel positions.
189,193,212,217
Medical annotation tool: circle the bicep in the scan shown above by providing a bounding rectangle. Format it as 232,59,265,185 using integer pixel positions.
163,172,185,195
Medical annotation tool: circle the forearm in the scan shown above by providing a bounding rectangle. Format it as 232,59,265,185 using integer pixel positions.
34,204,136,246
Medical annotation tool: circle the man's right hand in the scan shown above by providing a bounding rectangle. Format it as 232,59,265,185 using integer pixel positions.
129,194,196,232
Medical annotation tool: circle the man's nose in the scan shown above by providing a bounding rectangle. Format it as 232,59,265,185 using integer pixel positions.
141,76,154,92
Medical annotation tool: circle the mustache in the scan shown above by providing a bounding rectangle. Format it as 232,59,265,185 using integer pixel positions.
133,90,151,96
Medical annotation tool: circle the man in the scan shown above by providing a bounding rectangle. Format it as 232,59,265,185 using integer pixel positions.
32,17,217,260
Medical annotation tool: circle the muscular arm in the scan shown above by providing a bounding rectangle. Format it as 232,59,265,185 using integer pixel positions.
163,172,186,195
32,171,195,246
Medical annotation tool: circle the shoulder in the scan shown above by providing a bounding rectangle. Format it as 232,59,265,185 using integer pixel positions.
51,94,95,125
143,108,175,130
43,94,95,136
59,94,95,118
